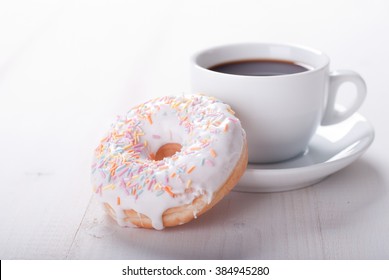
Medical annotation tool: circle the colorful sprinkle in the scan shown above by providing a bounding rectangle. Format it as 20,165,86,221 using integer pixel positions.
187,166,196,174
147,115,153,125
164,186,176,197
206,159,215,167
227,107,235,115
156,190,165,196
117,167,129,177
102,184,115,191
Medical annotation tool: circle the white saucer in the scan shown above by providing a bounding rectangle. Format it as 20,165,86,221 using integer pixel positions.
235,112,375,192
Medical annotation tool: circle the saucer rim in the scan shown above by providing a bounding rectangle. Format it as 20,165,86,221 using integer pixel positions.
235,111,375,192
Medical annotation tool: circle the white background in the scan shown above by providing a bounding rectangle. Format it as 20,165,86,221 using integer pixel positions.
1,0,389,259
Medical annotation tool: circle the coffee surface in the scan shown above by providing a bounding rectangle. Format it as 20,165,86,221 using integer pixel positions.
209,59,309,76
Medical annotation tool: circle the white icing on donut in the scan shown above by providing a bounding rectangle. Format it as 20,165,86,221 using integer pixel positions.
91,94,245,229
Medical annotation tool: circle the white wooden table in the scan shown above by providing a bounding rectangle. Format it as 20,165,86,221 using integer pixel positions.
1,0,389,259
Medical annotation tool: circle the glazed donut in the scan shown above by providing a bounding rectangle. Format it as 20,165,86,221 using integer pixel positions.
91,94,247,229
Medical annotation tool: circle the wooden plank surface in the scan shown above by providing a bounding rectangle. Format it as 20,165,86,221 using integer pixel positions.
66,157,389,260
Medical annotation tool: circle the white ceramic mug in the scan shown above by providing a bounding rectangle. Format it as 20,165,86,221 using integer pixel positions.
191,43,367,163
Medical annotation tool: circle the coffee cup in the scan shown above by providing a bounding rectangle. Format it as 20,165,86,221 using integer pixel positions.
190,42,366,163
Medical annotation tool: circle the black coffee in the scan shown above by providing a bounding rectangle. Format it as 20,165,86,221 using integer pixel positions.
208,59,310,76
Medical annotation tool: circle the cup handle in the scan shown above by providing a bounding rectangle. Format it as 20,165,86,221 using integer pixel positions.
321,70,367,126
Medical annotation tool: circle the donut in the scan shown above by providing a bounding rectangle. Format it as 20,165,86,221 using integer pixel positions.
91,94,247,229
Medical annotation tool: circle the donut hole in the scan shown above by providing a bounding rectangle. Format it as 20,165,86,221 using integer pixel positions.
154,143,182,161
